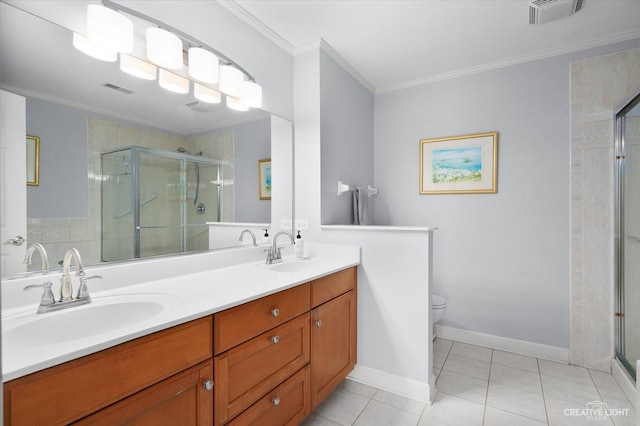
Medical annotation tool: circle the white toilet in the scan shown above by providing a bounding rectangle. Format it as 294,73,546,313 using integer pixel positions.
432,294,447,324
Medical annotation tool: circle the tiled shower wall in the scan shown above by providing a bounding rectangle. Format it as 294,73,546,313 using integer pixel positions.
27,118,233,267
570,47,640,371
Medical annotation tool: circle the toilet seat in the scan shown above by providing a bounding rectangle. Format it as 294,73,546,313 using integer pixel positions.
432,295,446,308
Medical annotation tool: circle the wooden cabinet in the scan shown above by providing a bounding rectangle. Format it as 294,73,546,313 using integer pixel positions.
310,267,357,409
3,317,213,425
214,313,310,424
3,267,357,426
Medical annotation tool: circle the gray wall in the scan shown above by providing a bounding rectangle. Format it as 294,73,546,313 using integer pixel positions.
373,39,640,348
26,97,87,218
320,51,375,225
228,118,272,223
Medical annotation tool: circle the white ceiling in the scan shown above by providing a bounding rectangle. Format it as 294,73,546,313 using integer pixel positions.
225,0,640,94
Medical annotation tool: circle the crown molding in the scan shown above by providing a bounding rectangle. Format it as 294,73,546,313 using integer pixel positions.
216,0,295,55
376,29,640,94
295,39,375,94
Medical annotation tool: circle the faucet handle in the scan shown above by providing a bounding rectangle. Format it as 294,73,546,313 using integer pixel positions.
24,282,55,307
77,275,102,300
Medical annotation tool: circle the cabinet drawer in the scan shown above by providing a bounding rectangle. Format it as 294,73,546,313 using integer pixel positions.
3,317,212,426
73,360,213,426
214,283,310,354
311,267,356,307
214,313,310,425
227,366,311,426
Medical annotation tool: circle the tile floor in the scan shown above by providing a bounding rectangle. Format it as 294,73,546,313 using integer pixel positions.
303,338,637,426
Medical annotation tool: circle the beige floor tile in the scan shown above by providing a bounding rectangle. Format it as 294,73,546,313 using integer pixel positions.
490,363,543,395
492,350,540,374
419,392,485,426
312,389,369,426
372,389,426,415
538,360,594,386
443,353,491,381
449,342,493,362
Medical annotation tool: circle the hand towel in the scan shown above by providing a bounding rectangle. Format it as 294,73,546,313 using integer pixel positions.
353,187,369,225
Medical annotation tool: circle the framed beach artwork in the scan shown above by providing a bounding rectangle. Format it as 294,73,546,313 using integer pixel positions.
258,158,272,200
26,135,40,186
420,132,497,194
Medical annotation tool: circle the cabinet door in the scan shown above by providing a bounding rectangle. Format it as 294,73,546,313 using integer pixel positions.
74,360,213,425
227,366,311,426
310,290,357,409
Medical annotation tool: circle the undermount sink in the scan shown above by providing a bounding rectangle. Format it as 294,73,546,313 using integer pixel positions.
255,258,324,273
269,261,315,273
3,294,173,347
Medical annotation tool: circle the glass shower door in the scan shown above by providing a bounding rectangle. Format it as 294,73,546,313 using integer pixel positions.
137,150,183,258
615,93,640,380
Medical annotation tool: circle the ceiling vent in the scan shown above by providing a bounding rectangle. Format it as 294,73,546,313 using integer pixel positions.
185,101,215,112
529,0,586,24
102,83,134,94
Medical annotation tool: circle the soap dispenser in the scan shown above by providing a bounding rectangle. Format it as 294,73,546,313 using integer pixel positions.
262,228,271,245
295,231,304,259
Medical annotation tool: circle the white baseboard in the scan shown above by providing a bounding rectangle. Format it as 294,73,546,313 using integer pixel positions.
347,364,435,405
434,324,570,363
611,358,638,412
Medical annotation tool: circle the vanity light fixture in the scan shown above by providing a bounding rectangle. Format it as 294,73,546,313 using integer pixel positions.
73,0,263,110
188,48,219,84
86,4,133,53
194,83,221,104
158,69,189,94
219,65,245,97
120,54,157,80
226,96,249,112
146,28,183,70
72,32,117,62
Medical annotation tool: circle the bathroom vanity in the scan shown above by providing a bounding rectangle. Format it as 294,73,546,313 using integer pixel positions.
2,246,359,425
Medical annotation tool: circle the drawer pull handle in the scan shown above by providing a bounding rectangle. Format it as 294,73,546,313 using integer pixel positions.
315,320,322,327
272,335,280,344
203,380,214,391
271,308,280,317
272,397,281,406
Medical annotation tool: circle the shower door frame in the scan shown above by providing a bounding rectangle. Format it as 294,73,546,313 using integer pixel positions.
614,91,640,380
103,145,226,260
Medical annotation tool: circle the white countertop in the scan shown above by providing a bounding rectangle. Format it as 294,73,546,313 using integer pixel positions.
1,243,360,382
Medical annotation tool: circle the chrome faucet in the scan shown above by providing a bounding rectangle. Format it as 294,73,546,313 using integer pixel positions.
24,248,102,314
266,231,295,264
61,248,85,301
239,229,257,247
23,243,50,274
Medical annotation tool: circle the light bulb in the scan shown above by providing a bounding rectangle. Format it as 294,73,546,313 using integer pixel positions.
86,4,133,53
188,48,219,84
72,32,117,62
147,28,183,70
120,54,156,80
194,83,221,104
226,96,249,111
219,65,245,97
159,69,189,94
240,81,262,108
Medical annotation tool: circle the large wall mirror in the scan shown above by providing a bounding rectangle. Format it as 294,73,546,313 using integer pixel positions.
0,1,292,273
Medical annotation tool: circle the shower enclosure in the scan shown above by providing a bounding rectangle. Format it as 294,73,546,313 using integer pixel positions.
101,145,225,262
614,90,640,380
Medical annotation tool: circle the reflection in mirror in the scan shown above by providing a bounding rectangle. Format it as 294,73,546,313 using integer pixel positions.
0,2,290,274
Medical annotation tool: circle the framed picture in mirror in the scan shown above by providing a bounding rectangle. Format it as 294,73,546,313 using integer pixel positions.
258,158,271,200
26,135,40,186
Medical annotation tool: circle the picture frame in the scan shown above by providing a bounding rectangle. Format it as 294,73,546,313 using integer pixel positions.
420,132,497,194
258,158,272,200
26,135,40,186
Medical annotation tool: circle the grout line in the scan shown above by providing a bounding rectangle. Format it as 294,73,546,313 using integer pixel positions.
481,349,494,426
537,357,551,425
